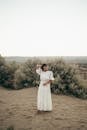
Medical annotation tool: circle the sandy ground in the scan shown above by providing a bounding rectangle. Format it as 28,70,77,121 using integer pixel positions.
0,86,87,130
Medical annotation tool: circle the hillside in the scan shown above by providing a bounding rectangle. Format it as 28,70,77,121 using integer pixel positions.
0,87,87,130
5,56,87,64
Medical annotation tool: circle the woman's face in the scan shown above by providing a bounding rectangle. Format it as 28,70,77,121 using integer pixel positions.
43,65,48,71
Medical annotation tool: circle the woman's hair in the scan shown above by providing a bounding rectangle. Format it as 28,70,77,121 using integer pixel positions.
41,64,47,71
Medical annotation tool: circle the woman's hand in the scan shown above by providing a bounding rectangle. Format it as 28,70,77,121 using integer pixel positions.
43,80,52,86
36,64,41,67
36,64,41,69
43,82,48,86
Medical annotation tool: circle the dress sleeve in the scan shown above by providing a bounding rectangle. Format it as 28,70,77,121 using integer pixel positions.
49,71,54,80
36,68,42,75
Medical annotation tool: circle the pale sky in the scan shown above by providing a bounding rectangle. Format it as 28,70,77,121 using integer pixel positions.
0,0,87,56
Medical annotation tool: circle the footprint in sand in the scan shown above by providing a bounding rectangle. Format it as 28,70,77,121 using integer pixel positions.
5,108,14,117
19,128,32,130
55,117,64,120
78,120,87,124
22,114,33,119
0,118,4,122
8,111,14,115
0,100,6,104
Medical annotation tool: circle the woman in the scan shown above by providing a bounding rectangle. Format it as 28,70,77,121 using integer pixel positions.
36,64,54,112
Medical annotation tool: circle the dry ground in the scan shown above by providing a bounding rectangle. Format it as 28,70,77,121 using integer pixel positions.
0,86,87,130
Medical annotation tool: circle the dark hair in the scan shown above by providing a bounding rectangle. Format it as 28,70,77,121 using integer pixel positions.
41,64,47,71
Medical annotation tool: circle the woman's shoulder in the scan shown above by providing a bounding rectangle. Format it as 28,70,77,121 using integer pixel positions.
47,70,53,74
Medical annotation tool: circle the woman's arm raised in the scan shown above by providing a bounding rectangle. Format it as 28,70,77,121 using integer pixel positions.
36,64,42,75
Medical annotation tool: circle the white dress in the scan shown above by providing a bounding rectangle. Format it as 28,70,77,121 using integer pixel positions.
36,68,54,111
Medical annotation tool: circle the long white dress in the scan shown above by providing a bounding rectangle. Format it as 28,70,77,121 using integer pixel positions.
36,68,54,111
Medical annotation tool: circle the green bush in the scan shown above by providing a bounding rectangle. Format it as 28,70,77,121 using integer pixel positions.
0,55,18,88
7,125,14,130
0,55,87,99
14,59,40,89
50,61,87,99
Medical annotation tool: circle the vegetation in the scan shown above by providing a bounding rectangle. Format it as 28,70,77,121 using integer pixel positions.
0,55,87,99
7,125,14,130
0,55,19,88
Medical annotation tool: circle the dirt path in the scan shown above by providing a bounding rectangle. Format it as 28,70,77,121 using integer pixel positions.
0,86,87,130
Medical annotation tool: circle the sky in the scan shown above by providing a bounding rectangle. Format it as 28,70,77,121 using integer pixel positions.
0,0,87,56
